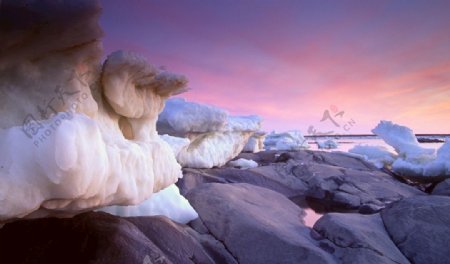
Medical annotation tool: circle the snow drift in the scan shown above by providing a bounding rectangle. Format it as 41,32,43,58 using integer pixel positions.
264,130,309,151
317,139,339,150
157,98,262,168
354,120,449,181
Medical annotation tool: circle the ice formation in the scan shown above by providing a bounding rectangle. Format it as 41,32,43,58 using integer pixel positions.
369,121,449,180
349,145,397,169
157,98,262,168
243,131,266,152
100,184,198,224
0,0,187,221
227,158,259,169
372,121,435,163
100,134,197,224
264,131,309,151
160,134,191,156
158,98,228,137
317,139,339,149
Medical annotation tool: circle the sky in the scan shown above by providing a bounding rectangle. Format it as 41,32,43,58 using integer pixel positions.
100,0,450,134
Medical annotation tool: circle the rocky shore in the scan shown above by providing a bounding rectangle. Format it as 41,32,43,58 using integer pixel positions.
1,150,448,264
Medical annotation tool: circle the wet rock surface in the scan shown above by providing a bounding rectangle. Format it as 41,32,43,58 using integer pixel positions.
1,150,448,264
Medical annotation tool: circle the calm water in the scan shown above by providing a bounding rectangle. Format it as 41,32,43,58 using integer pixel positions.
302,135,448,227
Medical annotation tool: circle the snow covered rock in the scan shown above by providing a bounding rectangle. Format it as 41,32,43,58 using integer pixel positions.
0,0,186,221
264,130,309,151
157,98,262,168
372,121,449,181
317,139,338,149
227,158,258,169
349,145,397,169
243,131,266,152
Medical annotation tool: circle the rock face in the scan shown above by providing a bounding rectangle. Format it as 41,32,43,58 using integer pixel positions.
157,98,262,168
0,212,232,264
432,178,450,196
179,150,423,213
313,213,410,264
0,0,187,221
381,195,450,264
186,183,335,264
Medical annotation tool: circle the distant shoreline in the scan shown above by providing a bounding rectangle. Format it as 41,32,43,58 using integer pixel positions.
304,134,450,138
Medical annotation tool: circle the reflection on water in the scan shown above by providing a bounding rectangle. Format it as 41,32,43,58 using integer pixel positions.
303,208,322,228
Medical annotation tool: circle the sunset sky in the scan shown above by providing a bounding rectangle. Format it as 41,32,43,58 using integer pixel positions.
100,0,450,134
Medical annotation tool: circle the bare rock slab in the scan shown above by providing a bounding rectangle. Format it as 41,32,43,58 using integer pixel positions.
186,183,335,264
381,195,450,264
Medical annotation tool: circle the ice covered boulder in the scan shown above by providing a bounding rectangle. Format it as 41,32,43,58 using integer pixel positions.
157,98,262,168
243,131,266,152
371,121,449,181
0,0,186,221
349,145,397,169
264,130,309,151
317,139,338,149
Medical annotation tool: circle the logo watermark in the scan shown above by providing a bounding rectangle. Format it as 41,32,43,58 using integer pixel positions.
21,68,94,148
307,105,357,136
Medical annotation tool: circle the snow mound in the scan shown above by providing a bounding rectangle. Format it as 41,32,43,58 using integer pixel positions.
264,130,309,151
317,139,339,149
372,121,435,162
100,184,198,224
349,145,397,169
227,158,258,169
157,99,261,168
158,98,228,137
369,121,449,181
0,1,187,221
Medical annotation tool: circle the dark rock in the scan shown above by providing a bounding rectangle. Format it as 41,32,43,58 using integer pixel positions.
417,137,445,143
177,168,227,195
181,150,422,213
294,162,423,212
186,183,335,264
0,212,169,264
128,216,221,264
313,213,410,264
432,178,450,196
381,195,450,264
0,212,235,264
